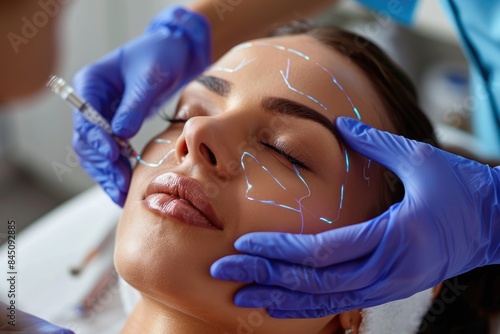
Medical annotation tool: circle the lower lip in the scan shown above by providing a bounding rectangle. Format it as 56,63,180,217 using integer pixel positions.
143,193,218,229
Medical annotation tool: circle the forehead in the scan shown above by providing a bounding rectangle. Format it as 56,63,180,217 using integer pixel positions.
205,34,388,129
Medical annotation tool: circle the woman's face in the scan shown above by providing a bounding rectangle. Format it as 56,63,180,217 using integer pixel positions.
116,34,394,332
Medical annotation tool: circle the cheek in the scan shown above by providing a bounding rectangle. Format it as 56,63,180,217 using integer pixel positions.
235,157,310,234
338,152,385,226
235,153,346,235
295,178,345,234
136,128,181,168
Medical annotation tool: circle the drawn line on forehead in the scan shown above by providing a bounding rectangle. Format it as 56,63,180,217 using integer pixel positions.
212,42,362,121
232,41,361,120
193,74,342,146
211,58,256,74
316,62,361,120
280,58,327,111
232,41,310,60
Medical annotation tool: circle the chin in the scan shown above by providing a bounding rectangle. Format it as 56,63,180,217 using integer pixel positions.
114,206,238,313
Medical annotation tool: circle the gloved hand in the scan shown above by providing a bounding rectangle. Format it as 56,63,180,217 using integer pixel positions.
72,6,211,205
210,117,500,318
0,302,74,333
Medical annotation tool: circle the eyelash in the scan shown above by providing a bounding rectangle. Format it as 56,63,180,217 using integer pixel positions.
158,112,187,123
160,110,310,171
261,141,310,171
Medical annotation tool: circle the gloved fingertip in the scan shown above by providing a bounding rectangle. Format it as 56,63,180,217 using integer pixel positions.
234,232,271,254
114,191,127,207
116,195,126,207
113,159,132,193
96,130,121,160
210,257,251,282
209,261,222,279
209,259,233,280
103,184,126,207
60,330,76,334
335,117,371,137
111,107,144,138
266,309,299,319
234,234,253,252
234,292,260,308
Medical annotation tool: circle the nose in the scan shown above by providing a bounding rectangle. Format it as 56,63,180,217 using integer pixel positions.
175,116,233,173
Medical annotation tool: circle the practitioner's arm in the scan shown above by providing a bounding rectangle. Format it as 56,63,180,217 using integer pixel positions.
189,0,336,60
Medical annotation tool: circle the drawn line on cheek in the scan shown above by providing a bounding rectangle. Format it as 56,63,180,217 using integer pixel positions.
136,138,176,168
241,152,299,213
240,151,347,233
276,57,356,226
363,159,372,185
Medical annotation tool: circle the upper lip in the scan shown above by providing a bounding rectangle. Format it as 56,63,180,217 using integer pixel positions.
144,172,223,230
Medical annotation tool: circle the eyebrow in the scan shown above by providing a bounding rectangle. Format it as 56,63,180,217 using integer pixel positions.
196,75,340,142
261,96,340,142
196,75,232,97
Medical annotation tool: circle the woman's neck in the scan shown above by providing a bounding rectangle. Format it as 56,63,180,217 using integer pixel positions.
121,296,342,334
121,297,229,334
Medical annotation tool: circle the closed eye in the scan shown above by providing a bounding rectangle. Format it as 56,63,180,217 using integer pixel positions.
261,141,310,171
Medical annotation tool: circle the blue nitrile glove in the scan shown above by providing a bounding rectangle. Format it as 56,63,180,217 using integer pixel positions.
210,117,500,318
0,302,74,333
72,6,211,206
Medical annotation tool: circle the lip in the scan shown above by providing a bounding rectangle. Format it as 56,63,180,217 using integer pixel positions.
143,172,223,230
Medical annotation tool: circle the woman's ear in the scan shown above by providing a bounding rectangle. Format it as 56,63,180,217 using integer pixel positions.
339,309,362,334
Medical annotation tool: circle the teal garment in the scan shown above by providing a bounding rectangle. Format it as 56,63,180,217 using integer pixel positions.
355,0,418,25
440,0,500,158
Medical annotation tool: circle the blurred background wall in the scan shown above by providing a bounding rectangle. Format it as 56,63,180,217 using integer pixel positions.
0,0,470,232
0,0,180,231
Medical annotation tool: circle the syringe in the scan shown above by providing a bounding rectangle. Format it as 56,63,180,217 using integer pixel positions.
47,75,139,160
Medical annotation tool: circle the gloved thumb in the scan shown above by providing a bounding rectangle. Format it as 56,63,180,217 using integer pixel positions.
111,81,158,138
335,117,436,182
110,44,177,139
110,30,186,138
